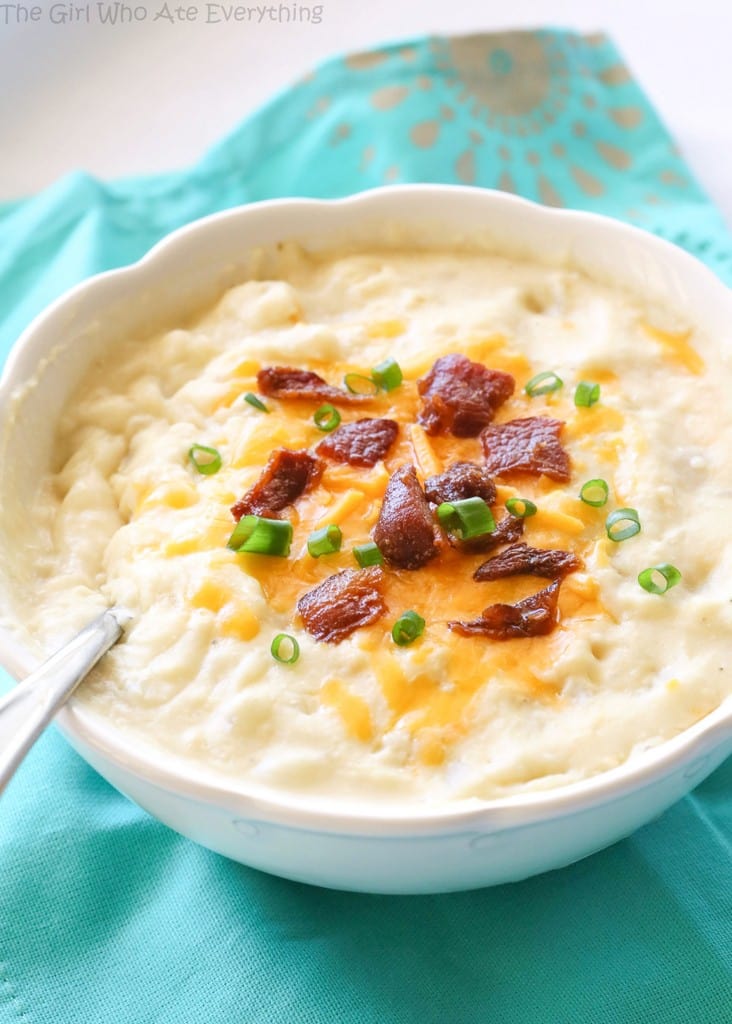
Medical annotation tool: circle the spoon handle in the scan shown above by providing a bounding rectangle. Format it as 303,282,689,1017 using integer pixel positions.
0,609,125,796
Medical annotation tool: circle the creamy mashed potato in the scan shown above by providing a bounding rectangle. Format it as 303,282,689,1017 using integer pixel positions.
8,244,732,806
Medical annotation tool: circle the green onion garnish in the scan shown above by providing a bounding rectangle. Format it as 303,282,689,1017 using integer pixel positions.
391,610,426,647
371,358,403,392
525,370,563,397
313,403,341,432
271,633,300,664
505,497,537,519
244,393,269,413
343,372,380,396
188,444,222,475
574,381,601,408
605,508,641,542
638,564,682,595
353,541,384,568
437,497,496,540
307,524,342,558
227,515,293,556
579,478,609,507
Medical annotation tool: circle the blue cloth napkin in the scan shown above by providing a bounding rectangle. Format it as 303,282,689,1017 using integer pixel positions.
1,30,731,1024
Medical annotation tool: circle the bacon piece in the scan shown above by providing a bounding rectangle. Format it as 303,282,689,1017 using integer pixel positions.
448,580,561,640
474,543,582,582
373,464,439,570
481,416,571,482
461,512,525,553
230,448,322,521
424,461,497,507
317,418,399,467
417,354,515,437
297,568,386,643
257,366,369,406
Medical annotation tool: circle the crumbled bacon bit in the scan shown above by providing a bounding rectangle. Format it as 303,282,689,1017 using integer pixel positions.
417,354,515,437
481,416,571,482
297,568,386,643
317,418,399,467
473,543,582,582
448,580,561,640
424,461,497,507
464,513,524,553
257,366,369,405
373,464,439,570
230,448,322,521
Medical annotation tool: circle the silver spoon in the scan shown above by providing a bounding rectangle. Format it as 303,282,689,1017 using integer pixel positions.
0,608,128,796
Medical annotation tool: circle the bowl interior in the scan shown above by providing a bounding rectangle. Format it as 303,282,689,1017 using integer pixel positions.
1,185,731,827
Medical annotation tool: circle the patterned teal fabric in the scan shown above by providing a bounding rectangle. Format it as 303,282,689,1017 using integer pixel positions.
1,30,731,1024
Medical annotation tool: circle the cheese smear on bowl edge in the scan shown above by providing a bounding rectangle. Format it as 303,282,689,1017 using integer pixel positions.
4,243,732,808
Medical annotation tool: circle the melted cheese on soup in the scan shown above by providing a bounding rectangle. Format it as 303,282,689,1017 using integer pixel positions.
9,245,732,807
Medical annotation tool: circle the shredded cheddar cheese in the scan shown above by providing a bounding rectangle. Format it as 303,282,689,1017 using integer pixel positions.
364,319,405,339
408,423,442,479
320,679,373,742
315,489,366,528
219,603,260,641
641,321,705,375
191,580,230,613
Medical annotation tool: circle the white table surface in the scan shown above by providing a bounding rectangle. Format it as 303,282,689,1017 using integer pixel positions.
1,0,731,222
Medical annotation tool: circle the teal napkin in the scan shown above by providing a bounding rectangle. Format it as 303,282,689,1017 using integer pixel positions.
1,30,731,1024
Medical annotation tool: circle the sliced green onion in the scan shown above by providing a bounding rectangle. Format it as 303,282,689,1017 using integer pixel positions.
188,444,222,475
505,497,537,519
579,478,609,507
525,370,563,397
307,524,342,558
437,497,496,540
244,392,269,413
227,515,292,556
313,403,341,432
371,358,403,392
638,564,682,595
343,372,380,396
605,507,641,542
574,381,601,408
271,633,300,664
391,610,426,647
353,541,384,568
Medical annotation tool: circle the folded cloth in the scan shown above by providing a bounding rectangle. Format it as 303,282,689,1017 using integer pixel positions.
1,30,730,1024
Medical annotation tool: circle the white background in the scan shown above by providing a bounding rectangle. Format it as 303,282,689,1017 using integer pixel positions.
1,0,731,220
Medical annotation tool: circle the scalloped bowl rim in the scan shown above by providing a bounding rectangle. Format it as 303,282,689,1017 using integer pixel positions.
1,184,731,836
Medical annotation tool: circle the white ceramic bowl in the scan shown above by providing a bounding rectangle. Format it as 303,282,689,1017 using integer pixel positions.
1,186,731,894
